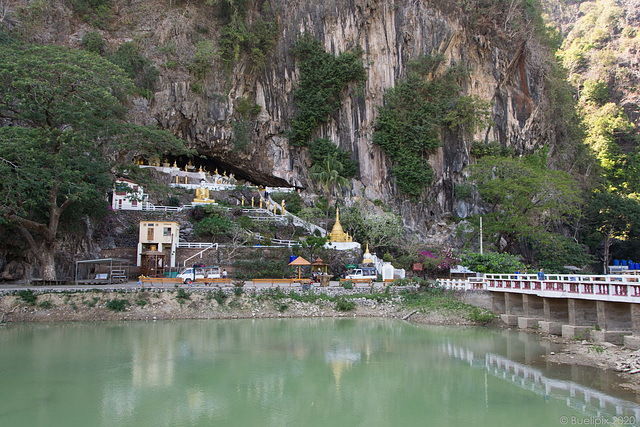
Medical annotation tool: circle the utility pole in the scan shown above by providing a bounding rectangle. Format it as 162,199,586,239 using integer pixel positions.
480,216,483,255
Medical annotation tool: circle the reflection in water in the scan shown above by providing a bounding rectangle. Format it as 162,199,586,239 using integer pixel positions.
443,341,640,421
0,319,639,427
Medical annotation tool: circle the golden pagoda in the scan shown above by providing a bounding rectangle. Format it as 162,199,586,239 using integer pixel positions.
362,243,373,264
328,208,353,242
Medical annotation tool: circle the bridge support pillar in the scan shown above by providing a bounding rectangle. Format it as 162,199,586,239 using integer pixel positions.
491,292,505,314
562,299,597,339
501,293,523,326
539,298,569,335
518,294,544,329
592,301,632,345
623,304,640,349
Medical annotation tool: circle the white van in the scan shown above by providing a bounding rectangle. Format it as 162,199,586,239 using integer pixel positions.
177,266,221,284
345,267,377,280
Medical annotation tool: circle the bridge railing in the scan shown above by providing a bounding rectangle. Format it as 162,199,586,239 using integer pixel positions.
483,273,640,301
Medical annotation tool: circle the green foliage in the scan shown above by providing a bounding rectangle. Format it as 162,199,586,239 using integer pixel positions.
469,155,582,252
469,141,512,158
340,203,404,251
135,298,148,307
175,288,191,304
188,40,219,79
461,252,525,274
235,97,261,118
231,120,251,152
81,31,105,55
582,80,609,106
466,307,497,324
194,214,235,238
309,138,358,179
108,42,159,98
530,236,594,273
0,44,187,280
214,0,278,71
213,288,228,306
335,297,356,311
72,0,113,29
373,54,489,197
232,259,293,279
17,290,37,306
105,298,129,312
289,34,366,146
271,191,303,215
38,299,53,309
340,280,354,290
84,297,100,307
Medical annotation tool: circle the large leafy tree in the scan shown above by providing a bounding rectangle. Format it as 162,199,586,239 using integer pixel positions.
584,191,640,273
470,155,582,253
0,43,187,280
310,153,351,228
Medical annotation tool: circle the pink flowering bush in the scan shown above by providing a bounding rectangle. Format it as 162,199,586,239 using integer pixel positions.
417,247,459,274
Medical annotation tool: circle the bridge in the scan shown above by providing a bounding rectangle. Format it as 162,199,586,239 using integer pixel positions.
442,341,640,421
437,273,640,349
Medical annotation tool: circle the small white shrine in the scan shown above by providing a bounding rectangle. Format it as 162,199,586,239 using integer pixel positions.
112,178,147,211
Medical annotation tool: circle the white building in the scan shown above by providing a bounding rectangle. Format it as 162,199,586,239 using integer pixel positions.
112,178,147,211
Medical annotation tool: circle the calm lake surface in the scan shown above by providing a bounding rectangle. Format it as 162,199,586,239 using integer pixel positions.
1,318,639,427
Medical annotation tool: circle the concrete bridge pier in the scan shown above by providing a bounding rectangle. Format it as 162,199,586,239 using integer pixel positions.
623,304,640,349
497,293,523,326
562,299,597,339
592,301,632,345
539,298,569,335
518,294,545,329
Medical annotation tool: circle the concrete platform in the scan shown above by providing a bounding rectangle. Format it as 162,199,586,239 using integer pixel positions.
517,317,542,329
501,314,520,326
591,330,632,346
623,335,640,350
539,321,563,335
561,325,593,339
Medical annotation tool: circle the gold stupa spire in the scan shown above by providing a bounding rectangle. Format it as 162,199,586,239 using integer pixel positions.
362,243,373,264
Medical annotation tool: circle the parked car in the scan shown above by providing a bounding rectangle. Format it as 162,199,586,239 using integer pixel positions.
177,266,221,284
345,267,377,280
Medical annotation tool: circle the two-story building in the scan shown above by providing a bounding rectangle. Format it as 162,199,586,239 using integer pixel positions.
137,221,180,270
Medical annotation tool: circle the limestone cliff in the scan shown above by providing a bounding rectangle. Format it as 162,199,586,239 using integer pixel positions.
5,0,566,238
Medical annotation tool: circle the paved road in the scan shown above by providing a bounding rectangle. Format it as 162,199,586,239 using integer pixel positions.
0,280,388,293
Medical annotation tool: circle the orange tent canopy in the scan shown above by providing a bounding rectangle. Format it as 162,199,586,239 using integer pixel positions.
289,256,311,279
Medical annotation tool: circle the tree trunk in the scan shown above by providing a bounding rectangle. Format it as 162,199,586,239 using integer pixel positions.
40,248,57,281
603,230,612,275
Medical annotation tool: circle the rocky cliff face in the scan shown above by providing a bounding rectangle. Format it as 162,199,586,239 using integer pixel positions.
8,0,560,238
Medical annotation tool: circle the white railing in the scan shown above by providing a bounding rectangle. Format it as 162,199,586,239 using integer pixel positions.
182,243,218,267
179,242,216,249
249,233,298,248
463,273,640,303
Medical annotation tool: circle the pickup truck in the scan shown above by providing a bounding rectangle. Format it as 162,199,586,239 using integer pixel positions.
345,268,377,280
177,267,221,284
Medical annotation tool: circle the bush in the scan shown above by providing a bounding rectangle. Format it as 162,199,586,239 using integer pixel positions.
270,191,304,215
17,290,37,306
341,280,354,290
82,31,105,55
213,288,228,306
38,299,53,309
461,252,525,274
106,298,129,312
175,289,190,304
335,297,356,311
467,307,497,324
108,42,159,98
135,298,148,307
194,214,235,237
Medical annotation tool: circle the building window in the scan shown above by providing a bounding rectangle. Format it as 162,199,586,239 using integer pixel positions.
132,200,138,206
164,227,171,237
147,227,154,241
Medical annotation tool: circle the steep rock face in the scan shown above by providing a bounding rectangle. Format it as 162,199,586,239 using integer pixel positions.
149,0,554,235
10,0,556,237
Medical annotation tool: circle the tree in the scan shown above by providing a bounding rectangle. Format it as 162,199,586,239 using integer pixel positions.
585,191,640,273
0,44,187,280
470,155,582,253
310,153,351,228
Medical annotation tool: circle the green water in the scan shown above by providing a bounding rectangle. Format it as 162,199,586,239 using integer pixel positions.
0,319,638,427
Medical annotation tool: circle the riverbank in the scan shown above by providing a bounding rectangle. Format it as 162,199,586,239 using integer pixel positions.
0,285,479,325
